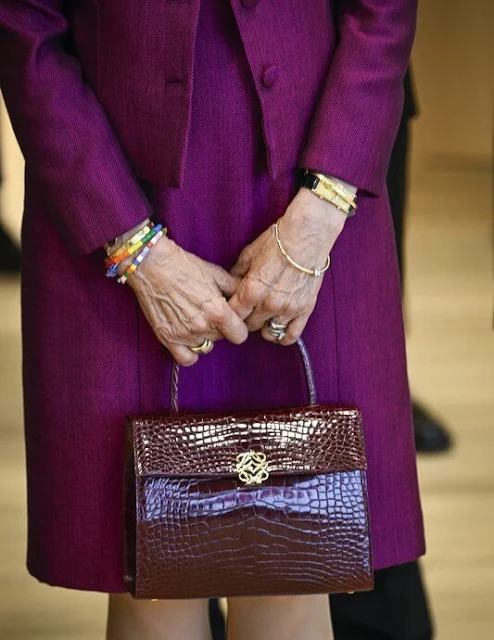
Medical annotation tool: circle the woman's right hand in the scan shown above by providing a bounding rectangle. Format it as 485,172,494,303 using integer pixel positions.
120,235,249,366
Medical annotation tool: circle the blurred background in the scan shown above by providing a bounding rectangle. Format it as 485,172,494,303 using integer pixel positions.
0,1,493,638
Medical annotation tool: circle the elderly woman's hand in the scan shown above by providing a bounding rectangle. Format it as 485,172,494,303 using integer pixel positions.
228,188,347,344
122,236,249,366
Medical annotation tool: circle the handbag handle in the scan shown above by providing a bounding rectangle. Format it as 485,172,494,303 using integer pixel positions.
170,337,317,411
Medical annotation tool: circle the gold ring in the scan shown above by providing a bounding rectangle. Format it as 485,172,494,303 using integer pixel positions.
189,338,214,354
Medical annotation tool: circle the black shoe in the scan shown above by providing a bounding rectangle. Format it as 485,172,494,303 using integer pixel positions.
413,400,453,454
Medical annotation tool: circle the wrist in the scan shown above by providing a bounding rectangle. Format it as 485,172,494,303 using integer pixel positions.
104,218,152,255
117,234,175,283
291,187,346,236
300,168,358,217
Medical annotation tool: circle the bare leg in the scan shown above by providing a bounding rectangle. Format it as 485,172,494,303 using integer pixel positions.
226,594,334,640
106,592,213,640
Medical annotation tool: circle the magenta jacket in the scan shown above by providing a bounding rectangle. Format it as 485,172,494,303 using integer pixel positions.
0,0,416,256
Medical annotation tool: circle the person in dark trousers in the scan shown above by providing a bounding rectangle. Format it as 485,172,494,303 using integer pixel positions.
208,68,444,640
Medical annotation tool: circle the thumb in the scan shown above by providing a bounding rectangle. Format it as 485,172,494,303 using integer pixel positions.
230,245,252,279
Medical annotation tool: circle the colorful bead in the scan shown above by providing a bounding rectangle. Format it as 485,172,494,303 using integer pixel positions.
117,229,165,285
105,223,153,258
105,224,163,277
105,224,162,266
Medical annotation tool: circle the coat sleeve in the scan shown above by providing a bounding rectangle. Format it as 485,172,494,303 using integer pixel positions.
0,1,154,257
298,0,418,197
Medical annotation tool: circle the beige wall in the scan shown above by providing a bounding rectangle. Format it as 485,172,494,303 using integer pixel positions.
412,0,494,162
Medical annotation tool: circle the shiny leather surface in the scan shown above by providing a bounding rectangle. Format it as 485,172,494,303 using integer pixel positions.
124,404,373,599
131,407,366,477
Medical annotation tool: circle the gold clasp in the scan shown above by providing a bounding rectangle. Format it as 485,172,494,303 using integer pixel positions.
235,451,269,486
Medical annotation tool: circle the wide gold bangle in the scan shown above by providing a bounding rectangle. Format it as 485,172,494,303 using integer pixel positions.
302,169,357,217
273,219,330,277
312,172,358,210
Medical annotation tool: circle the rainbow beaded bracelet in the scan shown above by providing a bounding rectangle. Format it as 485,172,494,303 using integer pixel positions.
117,228,166,285
106,223,154,258
106,224,163,278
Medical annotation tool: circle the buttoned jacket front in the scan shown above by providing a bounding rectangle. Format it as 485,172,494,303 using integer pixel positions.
0,0,417,255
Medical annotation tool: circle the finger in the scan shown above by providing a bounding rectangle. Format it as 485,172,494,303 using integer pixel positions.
230,246,252,279
245,309,273,332
212,302,249,345
188,313,225,343
260,313,294,343
212,265,242,298
228,288,255,321
279,314,310,346
245,293,286,332
165,342,200,367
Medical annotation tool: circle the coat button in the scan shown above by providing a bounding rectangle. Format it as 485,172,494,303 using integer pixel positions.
261,65,279,88
242,0,260,8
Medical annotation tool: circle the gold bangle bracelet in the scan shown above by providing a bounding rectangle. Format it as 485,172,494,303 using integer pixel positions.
308,181,356,216
273,220,330,277
326,179,358,210
311,172,358,210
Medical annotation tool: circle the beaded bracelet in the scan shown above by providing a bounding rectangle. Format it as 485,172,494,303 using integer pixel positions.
105,224,161,268
105,224,163,278
117,228,166,285
105,223,154,258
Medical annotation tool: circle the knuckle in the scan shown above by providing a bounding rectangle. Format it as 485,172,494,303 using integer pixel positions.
208,303,229,326
190,315,210,335
263,293,284,313
242,281,263,306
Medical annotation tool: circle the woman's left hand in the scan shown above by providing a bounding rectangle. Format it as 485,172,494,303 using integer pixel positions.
228,187,347,344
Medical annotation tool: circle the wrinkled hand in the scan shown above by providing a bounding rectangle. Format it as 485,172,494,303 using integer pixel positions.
123,236,249,366
228,188,347,344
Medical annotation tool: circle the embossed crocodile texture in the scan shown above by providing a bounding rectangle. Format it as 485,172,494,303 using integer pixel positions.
131,407,366,477
124,404,373,599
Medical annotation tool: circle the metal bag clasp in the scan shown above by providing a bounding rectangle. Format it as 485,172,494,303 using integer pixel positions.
235,451,269,486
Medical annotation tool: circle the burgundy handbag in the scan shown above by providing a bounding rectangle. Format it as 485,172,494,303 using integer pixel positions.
124,338,373,599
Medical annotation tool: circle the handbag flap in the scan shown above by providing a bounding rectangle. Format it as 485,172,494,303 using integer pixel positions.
128,405,367,478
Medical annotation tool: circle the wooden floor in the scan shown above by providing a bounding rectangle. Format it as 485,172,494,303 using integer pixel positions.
0,158,492,639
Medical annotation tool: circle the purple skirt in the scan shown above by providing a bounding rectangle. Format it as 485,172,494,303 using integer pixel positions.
21,0,424,592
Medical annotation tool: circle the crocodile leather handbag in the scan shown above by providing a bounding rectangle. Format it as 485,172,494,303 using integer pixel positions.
124,338,373,599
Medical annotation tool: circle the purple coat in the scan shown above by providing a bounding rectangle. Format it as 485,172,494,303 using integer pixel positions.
1,0,416,255
0,0,424,592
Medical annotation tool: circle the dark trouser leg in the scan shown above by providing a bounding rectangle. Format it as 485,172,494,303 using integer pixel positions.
330,562,433,640
209,599,226,640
